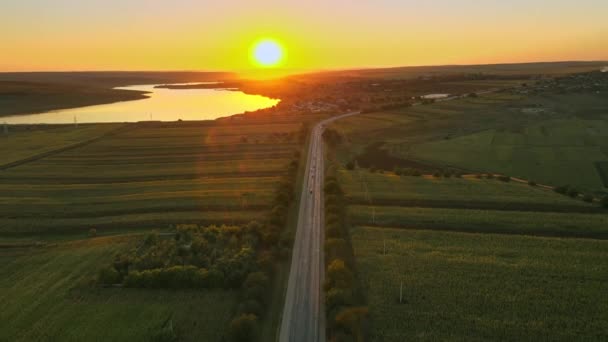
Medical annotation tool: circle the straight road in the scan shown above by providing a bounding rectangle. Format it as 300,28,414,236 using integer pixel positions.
279,111,360,342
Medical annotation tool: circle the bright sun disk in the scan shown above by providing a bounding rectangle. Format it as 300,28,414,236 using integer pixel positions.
251,39,284,67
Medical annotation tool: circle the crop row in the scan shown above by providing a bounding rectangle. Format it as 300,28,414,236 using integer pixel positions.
349,205,608,239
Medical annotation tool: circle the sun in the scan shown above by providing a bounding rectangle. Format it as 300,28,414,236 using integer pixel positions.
251,39,285,68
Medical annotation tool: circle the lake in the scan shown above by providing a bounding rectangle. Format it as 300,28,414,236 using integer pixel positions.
1,84,280,124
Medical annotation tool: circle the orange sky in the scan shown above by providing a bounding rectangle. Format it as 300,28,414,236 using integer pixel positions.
1,0,607,72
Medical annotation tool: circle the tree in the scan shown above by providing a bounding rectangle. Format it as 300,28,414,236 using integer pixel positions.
326,259,354,290
334,307,369,342
243,272,270,302
229,314,258,342
89,228,97,238
567,188,579,198
98,267,121,285
346,161,355,170
325,239,350,264
554,185,568,194
601,196,608,208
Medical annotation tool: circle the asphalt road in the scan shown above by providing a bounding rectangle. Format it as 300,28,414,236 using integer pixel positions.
279,112,360,342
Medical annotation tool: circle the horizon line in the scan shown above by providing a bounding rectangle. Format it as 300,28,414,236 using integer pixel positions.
1,59,607,75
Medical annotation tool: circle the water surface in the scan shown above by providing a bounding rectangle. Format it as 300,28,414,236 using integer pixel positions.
2,84,280,124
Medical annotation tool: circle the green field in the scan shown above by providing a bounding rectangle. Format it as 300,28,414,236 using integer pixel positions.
340,170,591,208
0,121,301,236
351,227,608,341
409,113,608,191
0,237,237,342
331,83,608,338
330,88,608,192
350,205,608,239
0,117,307,341
0,124,125,165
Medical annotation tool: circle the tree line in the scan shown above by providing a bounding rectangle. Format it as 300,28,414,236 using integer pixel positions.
324,174,369,342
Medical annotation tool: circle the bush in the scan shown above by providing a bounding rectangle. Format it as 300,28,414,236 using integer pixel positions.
326,224,342,238
98,267,121,285
228,314,258,342
369,166,377,173
237,299,263,316
554,185,568,194
333,306,369,342
567,188,579,198
325,259,354,290
325,239,350,264
485,173,494,179
432,171,441,178
243,272,270,302
601,196,608,208
528,180,537,186
89,228,97,238
497,175,511,182
582,194,594,203
346,161,355,170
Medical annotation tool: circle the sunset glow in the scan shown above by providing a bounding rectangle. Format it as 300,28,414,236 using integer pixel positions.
0,1,607,72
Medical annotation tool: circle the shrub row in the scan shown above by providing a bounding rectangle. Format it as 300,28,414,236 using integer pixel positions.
324,175,369,341
228,147,303,341
552,185,608,208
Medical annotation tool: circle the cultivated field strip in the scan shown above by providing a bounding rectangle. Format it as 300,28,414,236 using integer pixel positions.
349,205,608,239
0,210,262,234
1,121,301,235
339,170,597,212
352,227,608,341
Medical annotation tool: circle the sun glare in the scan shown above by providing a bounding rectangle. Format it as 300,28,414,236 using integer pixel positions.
251,39,284,68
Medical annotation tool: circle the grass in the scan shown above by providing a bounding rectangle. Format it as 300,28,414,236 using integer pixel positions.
0,236,237,342
351,227,608,341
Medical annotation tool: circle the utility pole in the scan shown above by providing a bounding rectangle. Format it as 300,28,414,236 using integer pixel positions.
74,116,78,128
372,206,376,224
399,281,403,304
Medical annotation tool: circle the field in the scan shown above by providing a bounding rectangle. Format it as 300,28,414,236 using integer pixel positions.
328,76,608,340
0,116,308,341
340,169,606,238
0,120,301,236
331,88,608,192
0,124,125,165
351,227,608,341
0,237,237,342
340,170,591,208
